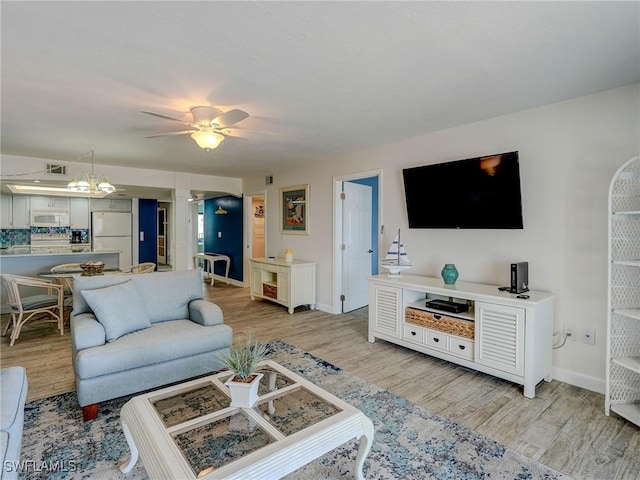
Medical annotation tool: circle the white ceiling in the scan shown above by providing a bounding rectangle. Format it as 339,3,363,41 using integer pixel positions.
2,1,639,181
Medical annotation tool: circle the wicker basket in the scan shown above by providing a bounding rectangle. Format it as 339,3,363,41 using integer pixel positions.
79,262,105,276
405,307,474,339
262,284,278,299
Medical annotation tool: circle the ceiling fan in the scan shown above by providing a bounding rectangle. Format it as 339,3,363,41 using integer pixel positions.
142,106,249,151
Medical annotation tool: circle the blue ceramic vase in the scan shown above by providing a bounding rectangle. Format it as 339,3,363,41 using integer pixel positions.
441,264,459,285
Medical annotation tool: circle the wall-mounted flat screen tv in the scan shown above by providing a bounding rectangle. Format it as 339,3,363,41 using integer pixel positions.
402,151,523,229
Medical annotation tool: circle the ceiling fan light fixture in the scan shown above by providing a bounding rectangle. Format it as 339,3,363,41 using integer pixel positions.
191,131,225,151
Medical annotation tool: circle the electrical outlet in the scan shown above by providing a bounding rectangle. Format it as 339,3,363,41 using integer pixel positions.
583,328,596,345
565,325,576,341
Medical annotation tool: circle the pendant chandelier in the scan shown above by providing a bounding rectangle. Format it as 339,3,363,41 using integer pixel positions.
67,148,115,194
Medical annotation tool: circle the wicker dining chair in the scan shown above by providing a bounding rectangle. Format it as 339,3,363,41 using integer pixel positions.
50,263,82,313
123,262,156,274
1,273,64,346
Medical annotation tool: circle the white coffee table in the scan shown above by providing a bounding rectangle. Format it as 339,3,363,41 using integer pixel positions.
119,360,374,479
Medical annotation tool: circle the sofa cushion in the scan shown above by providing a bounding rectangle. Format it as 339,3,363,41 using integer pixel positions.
75,320,232,379
72,274,132,316
132,270,204,323
81,281,151,342
16,294,59,311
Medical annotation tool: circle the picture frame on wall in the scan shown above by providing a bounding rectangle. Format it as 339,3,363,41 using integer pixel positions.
280,184,309,235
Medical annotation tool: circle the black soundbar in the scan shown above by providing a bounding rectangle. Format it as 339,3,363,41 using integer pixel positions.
425,299,469,314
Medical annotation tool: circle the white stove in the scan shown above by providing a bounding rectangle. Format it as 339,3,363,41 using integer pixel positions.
30,233,72,254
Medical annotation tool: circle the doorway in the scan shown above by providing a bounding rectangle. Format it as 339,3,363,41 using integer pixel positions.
251,196,265,259
333,171,381,314
157,207,167,265
244,193,266,287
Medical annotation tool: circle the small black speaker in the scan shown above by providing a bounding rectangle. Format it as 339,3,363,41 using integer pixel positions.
510,262,529,293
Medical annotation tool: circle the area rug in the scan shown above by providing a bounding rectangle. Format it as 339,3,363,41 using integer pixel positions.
20,340,570,479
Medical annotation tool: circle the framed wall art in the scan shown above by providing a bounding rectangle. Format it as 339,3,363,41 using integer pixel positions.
280,184,309,234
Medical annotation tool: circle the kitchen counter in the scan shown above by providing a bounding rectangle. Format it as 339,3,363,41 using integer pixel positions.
0,250,121,257
0,251,121,313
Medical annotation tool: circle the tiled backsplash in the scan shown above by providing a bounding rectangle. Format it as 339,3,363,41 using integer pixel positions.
0,229,30,248
0,228,90,247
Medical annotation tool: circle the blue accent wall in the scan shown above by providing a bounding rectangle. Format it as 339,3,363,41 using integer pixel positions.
138,199,158,266
204,196,243,281
345,176,379,275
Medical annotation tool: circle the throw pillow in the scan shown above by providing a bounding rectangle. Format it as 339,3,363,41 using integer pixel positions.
81,280,151,342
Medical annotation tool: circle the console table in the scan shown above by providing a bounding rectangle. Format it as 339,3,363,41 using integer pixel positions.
193,253,230,286
368,274,554,398
250,258,316,314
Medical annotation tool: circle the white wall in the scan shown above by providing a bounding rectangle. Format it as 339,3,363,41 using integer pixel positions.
253,83,640,393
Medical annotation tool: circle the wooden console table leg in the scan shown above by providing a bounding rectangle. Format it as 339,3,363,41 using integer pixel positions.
354,417,375,480
119,421,139,473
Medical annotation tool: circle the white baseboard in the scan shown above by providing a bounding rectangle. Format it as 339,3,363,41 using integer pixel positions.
552,366,605,395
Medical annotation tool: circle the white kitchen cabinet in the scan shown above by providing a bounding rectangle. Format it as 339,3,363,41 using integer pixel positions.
606,156,640,426
69,198,90,229
0,196,11,229
30,196,69,211
368,274,554,398
11,196,30,228
90,198,131,212
0,195,30,229
250,258,316,314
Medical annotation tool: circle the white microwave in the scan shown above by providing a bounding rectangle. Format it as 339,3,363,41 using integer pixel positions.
30,211,70,227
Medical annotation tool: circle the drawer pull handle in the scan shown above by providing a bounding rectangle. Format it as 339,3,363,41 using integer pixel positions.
433,314,442,320
434,338,440,343
411,331,417,336
458,345,466,350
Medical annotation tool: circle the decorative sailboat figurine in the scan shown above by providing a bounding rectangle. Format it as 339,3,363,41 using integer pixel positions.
381,229,412,276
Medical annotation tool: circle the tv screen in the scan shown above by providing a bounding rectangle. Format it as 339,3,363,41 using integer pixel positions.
402,151,523,229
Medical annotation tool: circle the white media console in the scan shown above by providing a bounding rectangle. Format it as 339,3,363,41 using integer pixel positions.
368,274,554,398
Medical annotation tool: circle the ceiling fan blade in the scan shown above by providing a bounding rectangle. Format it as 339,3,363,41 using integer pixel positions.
145,130,197,138
212,109,249,128
218,126,271,138
141,111,198,128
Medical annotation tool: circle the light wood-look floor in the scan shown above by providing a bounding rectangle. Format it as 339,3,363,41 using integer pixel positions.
2,282,639,479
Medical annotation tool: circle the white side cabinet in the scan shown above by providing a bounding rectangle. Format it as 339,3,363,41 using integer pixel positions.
250,258,316,314
69,198,90,229
606,156,640,426
368,274,554,398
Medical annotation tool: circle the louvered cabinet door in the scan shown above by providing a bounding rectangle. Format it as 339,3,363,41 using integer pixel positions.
369,284,402,341
475,302,525,376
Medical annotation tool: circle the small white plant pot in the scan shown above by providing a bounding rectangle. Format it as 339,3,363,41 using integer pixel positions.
225,373,264,408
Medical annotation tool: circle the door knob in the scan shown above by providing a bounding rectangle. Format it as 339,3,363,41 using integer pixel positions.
367,249,373,253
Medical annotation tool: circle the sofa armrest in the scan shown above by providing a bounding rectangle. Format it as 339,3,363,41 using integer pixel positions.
189,300,224,326
71,313,107,351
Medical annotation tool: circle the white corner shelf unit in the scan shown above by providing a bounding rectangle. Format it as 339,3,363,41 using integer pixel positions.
606,156,640,426
368,274,554,398
250,257,316,314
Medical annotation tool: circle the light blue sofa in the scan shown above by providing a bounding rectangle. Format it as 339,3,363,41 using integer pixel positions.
70,270,232,421
0,366,27,480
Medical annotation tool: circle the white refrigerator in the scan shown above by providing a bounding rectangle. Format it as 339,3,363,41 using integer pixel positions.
92,212,132,270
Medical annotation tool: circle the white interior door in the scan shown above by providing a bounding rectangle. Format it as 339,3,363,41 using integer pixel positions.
341,182,373,312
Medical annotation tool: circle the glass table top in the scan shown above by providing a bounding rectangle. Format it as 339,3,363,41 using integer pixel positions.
148,365,343,477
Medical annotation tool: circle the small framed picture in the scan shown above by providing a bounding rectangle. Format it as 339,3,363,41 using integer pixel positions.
280,184,309,234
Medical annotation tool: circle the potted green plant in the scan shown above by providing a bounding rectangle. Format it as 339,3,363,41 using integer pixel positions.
219,335,268,408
